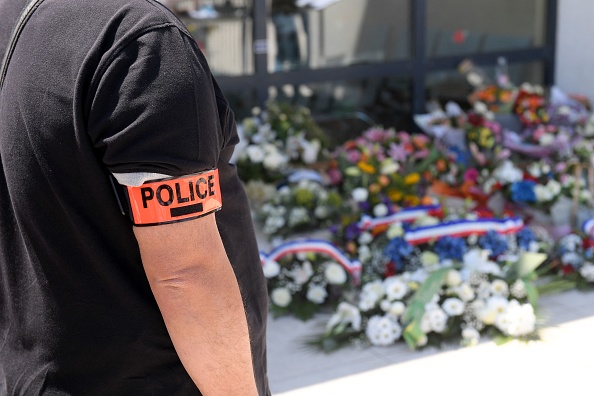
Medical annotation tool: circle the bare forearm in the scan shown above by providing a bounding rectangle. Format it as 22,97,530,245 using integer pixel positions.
149,260,258,395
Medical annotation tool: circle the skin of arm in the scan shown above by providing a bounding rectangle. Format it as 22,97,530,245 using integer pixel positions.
133,213,258,395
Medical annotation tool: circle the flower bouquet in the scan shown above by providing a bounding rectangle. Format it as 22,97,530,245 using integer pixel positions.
236,101,328,183
261,242,357,320
307,220,548,351
256,180,343,238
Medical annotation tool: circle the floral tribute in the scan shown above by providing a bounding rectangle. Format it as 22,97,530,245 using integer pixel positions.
236,101,328,183
307,216,549,351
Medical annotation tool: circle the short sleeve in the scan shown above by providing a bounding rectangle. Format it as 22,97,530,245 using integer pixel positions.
87,26,223,177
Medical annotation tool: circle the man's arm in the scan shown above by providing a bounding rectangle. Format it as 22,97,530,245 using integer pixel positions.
133,214,258,395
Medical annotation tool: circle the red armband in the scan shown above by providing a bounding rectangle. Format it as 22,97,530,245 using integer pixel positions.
125,169,222,226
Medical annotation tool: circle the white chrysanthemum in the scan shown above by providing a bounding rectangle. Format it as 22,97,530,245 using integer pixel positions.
358,232,373,245
388,301,406,317
420,251,440,269
262,260,281,278
510,279,527,298
352,187,369,202
547,180,562,196
442,298,465,316
271,288,292,307
462,327,480,346
534,184,554,202
490,279,510,297
462,248,502,276
579,262,594,282
292,261,314,285
288,207,309,227
416,334,428,347
246,145,265,163
359,292,379,311
495,300,536,337
380,159,399,175
358,245,372,262
324,262,347,285
314,206,329,219
363,280,385,298
306,284,328,304
373,203,389,218
327,302,362,331
365,316,402,346
445,269,462,287
386,223,404,239
456,283,476,302
384,277,409,301
425,307,448,333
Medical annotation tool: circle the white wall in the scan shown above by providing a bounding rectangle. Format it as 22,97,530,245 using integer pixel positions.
556,0,594,103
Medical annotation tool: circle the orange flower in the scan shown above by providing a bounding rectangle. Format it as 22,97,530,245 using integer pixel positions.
420,196,434,206
378,175,390,187
368,183,381,194
403,195,420,206
358,161,375,174
436,159,447,172
404,173,420,185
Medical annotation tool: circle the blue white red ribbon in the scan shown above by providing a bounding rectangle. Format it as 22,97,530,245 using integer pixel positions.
260,239,362,284
582,219,594,238
405,217,524,245
358,205,442,231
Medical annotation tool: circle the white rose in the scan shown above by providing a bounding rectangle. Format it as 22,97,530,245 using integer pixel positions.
271,288,292,307
324,262,347,285
352,187,369,202
373,203,389,218
262,260,281,278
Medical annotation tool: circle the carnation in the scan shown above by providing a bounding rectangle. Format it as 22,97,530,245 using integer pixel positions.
271,288,292,307
324,262,347,285
306,284,328,304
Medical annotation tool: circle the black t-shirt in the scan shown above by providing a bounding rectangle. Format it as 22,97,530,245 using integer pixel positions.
0,0,269,394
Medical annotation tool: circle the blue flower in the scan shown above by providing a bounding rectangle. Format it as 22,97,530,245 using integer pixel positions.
510,181,536,203
434,236,467,261
516,228,536,250
385,237,413,271
479,230,509,257
345,223,361,240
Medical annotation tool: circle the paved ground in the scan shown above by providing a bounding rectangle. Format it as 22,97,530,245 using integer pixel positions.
267,289,594,396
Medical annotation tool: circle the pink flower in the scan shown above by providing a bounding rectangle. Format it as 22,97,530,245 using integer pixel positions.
346,150,362,163
464,168,479,182
328,168,343,185
364,128,390,143
388,143,407,163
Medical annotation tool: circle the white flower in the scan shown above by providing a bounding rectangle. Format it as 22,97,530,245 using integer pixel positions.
262,260,281,278
246,145,265,163
380,159,399,175
301,139,321,164
352,187,369,202
445,269,462,287
306,284,328,304
271,288,292,307
427,308,448,333
263,150,288,170
562,252,582,267
534,184,554,202
327,302,361,331
493,161,523,184
538,133,555,146
358,245,372,262
416,334,428,347
292,261,314,285
510,280,527,298
373,203,389,218
358,232,373,245
456,283,476,302
495,300,536,337
365,316,402,346
421,251,440,269
442,298,465,316
380,299,392,312
462,327,480,346
388,301,406,317
579,262,594,282
547,180,562,196
324,262,347,285
314,206,329,219
527,163,542,178
384,277,409,300
386,223,404,239
490,279,510,297
462,249,502,277
414,215,440,227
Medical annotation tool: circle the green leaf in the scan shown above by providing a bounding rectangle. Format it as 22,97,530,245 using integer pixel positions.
402,321,425,349
524,281,539,310
510,252,548,279
403,267,450,324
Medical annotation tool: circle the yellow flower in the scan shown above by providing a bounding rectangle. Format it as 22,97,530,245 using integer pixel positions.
403,195,420,206
357,161,376,174
404,173,420,185
388,189,403,202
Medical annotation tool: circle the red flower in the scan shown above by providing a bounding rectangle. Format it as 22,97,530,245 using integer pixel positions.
561,264,575,275
384,262,397,278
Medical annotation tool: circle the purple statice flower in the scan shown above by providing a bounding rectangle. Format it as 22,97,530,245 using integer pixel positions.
364,127,390,143
346,149,362,163
479,230,509,257
384,237,413,271
434,236,467,261
388,143,407,163
510,181,536,203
